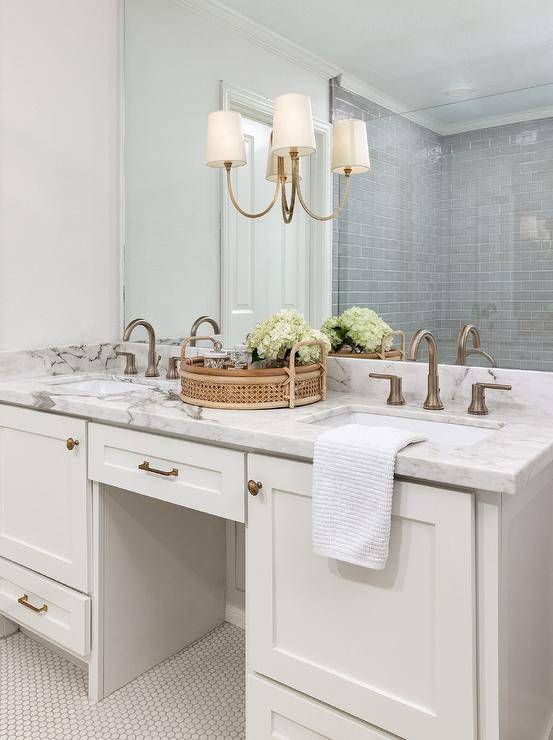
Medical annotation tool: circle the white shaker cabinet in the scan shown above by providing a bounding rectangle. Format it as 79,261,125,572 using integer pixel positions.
246,454,477,740
0,406,89,592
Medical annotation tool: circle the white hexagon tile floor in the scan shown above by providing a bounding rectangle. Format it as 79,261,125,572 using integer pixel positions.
0,622,245,739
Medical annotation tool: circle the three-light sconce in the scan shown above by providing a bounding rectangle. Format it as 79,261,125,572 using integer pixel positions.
206,93,370,223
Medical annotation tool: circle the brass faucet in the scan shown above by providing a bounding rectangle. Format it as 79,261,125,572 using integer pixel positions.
122,319,160,377
189,315,220,347
456,324,496,367
408,329,444,410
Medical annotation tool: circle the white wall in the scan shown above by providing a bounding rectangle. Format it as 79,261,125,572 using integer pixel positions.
125,0,330,340
0,0,121,350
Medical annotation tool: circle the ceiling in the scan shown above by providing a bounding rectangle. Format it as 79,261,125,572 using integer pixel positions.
218,0,553,129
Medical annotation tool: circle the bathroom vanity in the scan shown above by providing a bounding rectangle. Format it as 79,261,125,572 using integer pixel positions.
0,353,551,740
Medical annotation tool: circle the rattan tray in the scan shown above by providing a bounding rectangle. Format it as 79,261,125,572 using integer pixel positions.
329,330,405,360
179,336,327,410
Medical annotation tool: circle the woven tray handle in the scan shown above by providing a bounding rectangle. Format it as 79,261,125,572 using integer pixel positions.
287,339,327,409
377,329,405,360
180,335,217,366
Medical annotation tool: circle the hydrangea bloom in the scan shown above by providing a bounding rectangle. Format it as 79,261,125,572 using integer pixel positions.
320,316,343,351
321,307,392,353
247,309,331,366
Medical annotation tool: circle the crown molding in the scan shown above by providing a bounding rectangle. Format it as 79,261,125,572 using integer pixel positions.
339,73,447,134
172,0,341,80
339,73,553,136
438,105,553,135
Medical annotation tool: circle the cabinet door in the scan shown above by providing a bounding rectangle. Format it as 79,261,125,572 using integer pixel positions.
0,406,88,591
247,454,476,740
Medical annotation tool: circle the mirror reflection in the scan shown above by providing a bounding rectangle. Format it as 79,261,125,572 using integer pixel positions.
125,0,553,371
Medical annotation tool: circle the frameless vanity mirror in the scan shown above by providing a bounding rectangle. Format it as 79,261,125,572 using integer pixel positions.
124,0,330,347
124,0,553,370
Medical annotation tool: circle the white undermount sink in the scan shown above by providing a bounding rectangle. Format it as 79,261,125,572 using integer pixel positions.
307,409,501,446
45,378,154,396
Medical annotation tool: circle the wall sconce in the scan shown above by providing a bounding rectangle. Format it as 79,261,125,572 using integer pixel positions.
206,93,370,223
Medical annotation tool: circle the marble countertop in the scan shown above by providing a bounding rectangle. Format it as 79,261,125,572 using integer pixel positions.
0,371,551,495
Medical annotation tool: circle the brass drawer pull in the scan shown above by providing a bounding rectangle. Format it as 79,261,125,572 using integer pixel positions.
138,461,178,477
66,437,80,451
18,594,48,614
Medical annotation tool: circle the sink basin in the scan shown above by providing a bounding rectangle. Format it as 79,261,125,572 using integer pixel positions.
45,378,154,396
308,410,499,446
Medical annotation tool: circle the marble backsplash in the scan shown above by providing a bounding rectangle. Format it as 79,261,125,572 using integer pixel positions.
327,356,553,414
2,342,552,417
0,341,187,381
0,344,121,380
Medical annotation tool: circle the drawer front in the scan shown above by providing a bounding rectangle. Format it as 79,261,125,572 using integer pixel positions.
88,424,245,522
0,556,90,656
247,674,398,739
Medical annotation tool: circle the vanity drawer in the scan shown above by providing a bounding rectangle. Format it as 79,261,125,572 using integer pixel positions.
0,556,90,656
247,674,399,739
88,424,245,522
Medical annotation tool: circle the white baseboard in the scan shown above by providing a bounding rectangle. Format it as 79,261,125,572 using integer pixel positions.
225,604,245,630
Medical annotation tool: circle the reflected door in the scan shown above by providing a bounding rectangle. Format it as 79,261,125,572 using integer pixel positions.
222,117,310,346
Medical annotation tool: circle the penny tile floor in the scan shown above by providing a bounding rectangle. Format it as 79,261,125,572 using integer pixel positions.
0,623,245,739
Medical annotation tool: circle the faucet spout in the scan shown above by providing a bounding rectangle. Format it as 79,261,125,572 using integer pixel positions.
122,318,160,377
189,315,221,347
456,323,496,367
408,329,444,410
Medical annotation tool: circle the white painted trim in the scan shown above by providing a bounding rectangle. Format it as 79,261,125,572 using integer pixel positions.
220,82,332,334
437,104,553,136
339,73,553,136
172,0,340,81
88,482,105,703
339,73,412,117
225,605,245,630
119,0,127,337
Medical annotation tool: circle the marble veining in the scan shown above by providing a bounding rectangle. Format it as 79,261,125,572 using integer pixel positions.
0,343,121,380
0,364,552,495
327,356,553,415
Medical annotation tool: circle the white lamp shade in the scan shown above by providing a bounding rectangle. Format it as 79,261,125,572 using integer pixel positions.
206,110,247,168
265,132,300,182
331,119,370,174
271,93,316,157
266,150,294,182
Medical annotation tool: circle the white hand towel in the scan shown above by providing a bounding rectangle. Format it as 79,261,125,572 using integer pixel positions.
313,424,426,569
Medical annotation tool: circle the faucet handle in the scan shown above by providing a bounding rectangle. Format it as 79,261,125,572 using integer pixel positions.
468,382,511,415
116,351,137,376
166,356,181,380
369,373,405,406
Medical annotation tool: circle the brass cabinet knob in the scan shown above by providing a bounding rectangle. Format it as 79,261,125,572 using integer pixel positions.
66,437,80,451
247,480,262,496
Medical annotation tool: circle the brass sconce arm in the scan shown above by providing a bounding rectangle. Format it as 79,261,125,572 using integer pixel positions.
292,153,351,222
224,163,280,219
223,150,353,224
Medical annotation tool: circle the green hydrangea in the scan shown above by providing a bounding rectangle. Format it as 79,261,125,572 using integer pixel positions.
247,309,331,365
321,307,392,353
320,316,344,351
